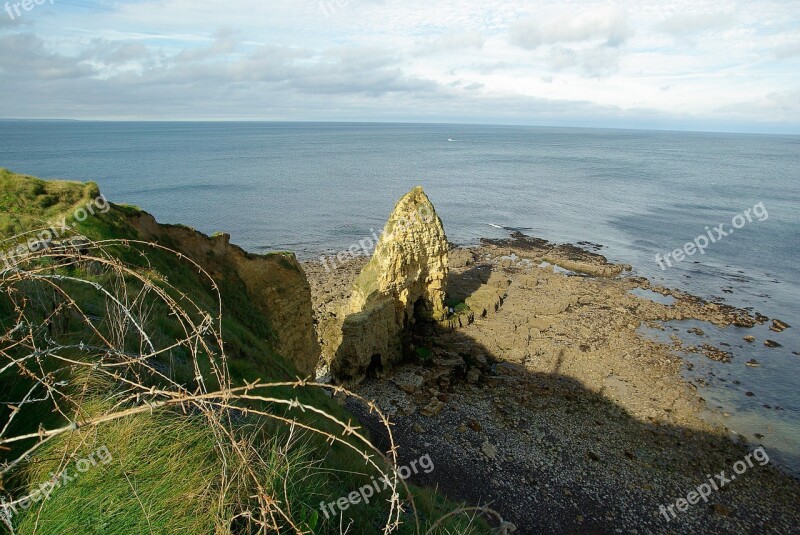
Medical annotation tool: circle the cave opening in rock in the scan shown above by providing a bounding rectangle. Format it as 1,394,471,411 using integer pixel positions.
366,354,383,378
413,297,433,324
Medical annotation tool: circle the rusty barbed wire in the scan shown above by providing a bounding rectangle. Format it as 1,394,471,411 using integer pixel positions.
0,230,503,534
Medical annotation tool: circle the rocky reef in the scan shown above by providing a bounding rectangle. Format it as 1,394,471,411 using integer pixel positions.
304,238,800,534
326,187,448,384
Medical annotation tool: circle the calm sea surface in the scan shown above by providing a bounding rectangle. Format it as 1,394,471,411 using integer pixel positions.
1,121,798,474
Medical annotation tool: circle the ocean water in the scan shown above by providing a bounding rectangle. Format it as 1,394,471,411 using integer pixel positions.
1,121,799,474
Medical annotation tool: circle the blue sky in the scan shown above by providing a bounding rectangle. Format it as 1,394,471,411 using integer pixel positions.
1,0,799,133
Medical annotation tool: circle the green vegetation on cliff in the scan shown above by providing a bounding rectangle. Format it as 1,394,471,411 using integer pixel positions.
0,170,489,534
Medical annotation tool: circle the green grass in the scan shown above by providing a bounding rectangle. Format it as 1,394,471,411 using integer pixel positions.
445,298,471,316
0,170,491,534
0,168,100,238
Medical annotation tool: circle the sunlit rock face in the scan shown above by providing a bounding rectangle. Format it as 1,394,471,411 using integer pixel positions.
131,212,320,376
329,187,448,384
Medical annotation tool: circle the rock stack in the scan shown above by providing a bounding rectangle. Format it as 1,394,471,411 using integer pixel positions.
329,187,448,384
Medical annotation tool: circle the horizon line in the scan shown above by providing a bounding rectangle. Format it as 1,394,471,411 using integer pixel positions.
1,118,798,137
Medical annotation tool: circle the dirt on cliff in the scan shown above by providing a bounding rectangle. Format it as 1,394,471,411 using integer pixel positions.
131,211,320,375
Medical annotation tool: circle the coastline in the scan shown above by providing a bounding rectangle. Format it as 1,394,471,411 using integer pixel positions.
302,234,800,533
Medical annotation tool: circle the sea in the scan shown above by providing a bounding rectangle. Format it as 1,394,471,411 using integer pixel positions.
1,121,798,475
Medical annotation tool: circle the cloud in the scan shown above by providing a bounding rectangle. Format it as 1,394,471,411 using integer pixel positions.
0,33,95,79
413,29,485,56
509,4,632,50
772,41,800,59
224,45,433,95
654,12,737,36
548,44,623,77
0,0,797,132
716,90,800,122
0,15,15,30
175,28,237,62
506,4,632,78
0,10,33,30
0,33,435,100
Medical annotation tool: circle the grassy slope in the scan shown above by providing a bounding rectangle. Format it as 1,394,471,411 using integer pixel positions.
0,170,488,534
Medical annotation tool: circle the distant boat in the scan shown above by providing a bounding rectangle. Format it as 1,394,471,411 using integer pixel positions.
448,138,458,142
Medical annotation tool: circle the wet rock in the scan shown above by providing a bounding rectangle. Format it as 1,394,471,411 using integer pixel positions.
764,340,782,348
687,327,705,336
745,359,760,368
770,319,790,332
743,335,756,343
303,235,800,533
699,344,732,363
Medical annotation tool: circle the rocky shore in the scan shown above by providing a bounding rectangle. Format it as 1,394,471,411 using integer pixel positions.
302,234,800,534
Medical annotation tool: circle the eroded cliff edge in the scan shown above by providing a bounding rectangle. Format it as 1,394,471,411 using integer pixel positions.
130,211,320,376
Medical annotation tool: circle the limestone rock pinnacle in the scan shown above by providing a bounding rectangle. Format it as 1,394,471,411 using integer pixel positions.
330,186,448,384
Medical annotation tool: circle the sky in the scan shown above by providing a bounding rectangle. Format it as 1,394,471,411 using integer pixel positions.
0,0,799,133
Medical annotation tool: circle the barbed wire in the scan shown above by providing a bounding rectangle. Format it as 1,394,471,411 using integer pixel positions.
0,230,503,534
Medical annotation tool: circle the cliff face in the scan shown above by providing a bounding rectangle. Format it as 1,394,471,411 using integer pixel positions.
330,187,448,384
130,212,320,376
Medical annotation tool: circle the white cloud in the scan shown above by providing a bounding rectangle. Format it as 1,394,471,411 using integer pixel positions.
716,89,800,122
654,12,737,35
413,29,486,56
0,0,797,132
548,44,623,77
509,4,632,49
772,40,800,59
